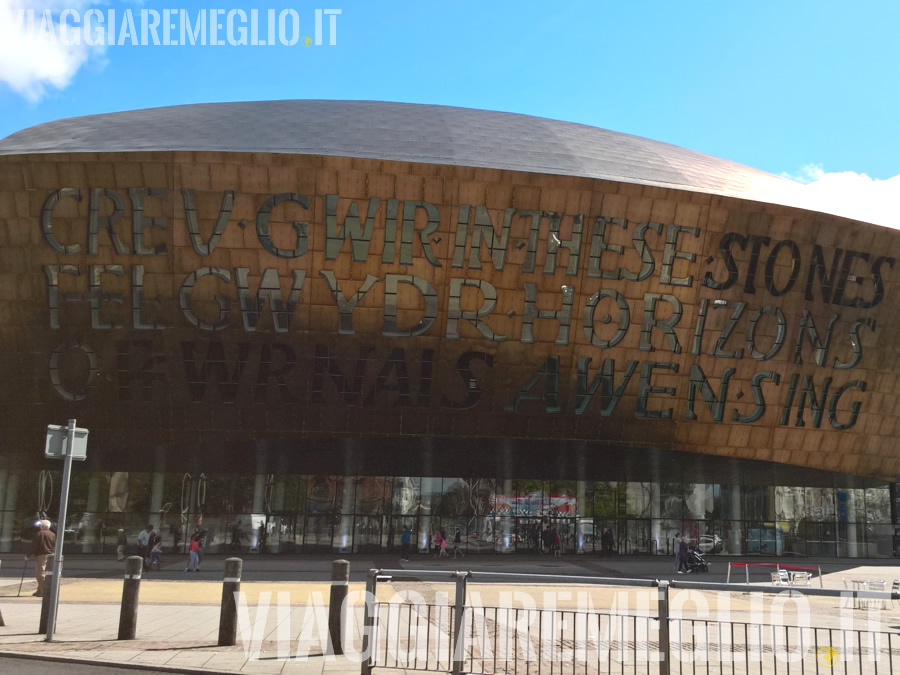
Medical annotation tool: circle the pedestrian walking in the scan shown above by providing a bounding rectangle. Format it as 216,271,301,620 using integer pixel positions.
552,530,561,557
230,521,242,551
400,526,411,561
433,530,444,558
678,535,690,573
137,524,154,570
149,534,163,570
185,535,201,572
453,529,465,558
25,520,55,597
116,528,127,561
601,528,615,557
673,532,682,572
197,529,208,563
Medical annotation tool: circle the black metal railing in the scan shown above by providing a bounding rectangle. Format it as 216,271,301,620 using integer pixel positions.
670,619,900,675
360,569,900,675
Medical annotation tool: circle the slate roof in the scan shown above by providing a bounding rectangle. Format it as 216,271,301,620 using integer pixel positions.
0,99,807,206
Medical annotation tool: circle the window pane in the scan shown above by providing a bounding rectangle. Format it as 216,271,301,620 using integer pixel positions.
743,486,774,521
865,487,891,524
108,472,152,513
805,487,835,522
625,482,651,518
661,483,684,519
392,477,419,515
684,484,715,520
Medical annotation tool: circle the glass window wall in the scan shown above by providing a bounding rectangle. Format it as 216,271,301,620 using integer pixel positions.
0,469,892,558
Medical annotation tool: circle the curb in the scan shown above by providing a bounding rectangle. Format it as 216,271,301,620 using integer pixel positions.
0,649,236,674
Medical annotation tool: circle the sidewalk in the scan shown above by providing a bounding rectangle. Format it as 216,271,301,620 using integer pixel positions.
0,585,370,674
1,566,898,674
4,552,900,585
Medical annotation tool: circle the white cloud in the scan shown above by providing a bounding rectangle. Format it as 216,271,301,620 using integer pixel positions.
782,163,900,230
0,1,104,102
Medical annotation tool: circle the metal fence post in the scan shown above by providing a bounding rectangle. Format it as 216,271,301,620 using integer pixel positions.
329,559,350,655
117,556,143,640
217,557,243,646
360,569,379,675
452,571,469,675
658,580,670,675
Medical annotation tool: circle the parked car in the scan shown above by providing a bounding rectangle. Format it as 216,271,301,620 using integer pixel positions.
697,534,723,554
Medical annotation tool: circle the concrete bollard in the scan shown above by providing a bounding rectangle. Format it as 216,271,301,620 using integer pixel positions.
328,559,350,655
38,555,54,634
117,556,143,640
217,557,243,647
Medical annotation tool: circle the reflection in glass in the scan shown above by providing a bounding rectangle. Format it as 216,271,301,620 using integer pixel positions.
0,468,890,558
866,487,890,523
625,482,652,518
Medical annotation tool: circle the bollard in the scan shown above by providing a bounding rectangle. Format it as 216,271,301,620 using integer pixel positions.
38,555,54,634
217,557,243,646
328,559,350,655
117,556,143,640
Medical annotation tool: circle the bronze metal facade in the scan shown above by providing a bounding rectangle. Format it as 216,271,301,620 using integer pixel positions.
0,147,896,480
0,101,898,557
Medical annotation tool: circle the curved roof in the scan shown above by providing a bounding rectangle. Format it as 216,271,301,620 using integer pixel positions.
0,99,809,207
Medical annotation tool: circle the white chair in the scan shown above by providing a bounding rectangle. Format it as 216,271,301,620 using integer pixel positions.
868,580,886,610
771,572,786,586
891,579,900,608
791,571,812,587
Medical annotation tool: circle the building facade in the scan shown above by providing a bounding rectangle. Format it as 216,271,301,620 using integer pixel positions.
0,101,897,557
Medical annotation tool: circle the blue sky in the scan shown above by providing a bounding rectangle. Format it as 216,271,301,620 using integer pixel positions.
1,0,898,223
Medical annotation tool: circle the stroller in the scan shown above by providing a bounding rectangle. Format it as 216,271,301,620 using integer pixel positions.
685,546,709,573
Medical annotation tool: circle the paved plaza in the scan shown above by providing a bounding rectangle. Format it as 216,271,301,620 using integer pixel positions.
0,555,898,673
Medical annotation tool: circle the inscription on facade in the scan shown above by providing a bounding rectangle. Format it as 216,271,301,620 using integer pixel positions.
38,187,891,431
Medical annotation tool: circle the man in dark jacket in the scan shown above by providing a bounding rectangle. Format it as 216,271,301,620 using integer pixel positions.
601,529,615,557
25,520,56,597
678,536,690,573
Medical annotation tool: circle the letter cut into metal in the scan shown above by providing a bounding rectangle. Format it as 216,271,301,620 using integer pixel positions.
446,278,505,341
583,289,629,349
640,293,683,354
506,355,560,413
325,194,377,262
686,364,735,422
522,283,574,345
179,268,232,331
383,275,438,338
40,188,82,254
320,271,380,335
182,189,238,256
235,268,305,332
129,188,168,255
575,358,639,416
255,193,309,258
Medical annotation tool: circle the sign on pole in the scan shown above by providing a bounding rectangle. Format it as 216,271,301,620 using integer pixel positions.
43,420,87,642
44,424,88,462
